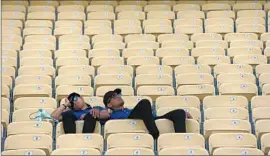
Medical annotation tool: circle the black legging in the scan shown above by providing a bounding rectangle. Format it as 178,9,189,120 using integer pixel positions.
128,99,186,139
62,111,96,133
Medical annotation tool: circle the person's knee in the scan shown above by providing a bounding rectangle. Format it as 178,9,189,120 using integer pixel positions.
83,113,95,121
62,111,75,119
171,109,186,118
137,99,152,109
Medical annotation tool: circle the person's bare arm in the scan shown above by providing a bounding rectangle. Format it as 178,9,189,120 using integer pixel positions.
51,99,70,120
99,109,110,119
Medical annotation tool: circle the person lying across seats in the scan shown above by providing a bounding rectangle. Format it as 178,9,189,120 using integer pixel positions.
103,89,193,139
51,92,110,134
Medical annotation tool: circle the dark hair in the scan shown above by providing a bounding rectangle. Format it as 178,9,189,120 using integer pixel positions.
103,88,122,107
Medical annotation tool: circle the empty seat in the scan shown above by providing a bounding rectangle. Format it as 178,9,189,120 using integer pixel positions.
209,133,257,154
4,134,52,154
2,65,16,79
117,11,145,20
56,134,103,153
93,41,125,50
119,0,147,6
23,42,55,51
156,47,189,59
176,73,214,87
236,17,265,26
251,96,270,110
262,84,270,95
213,147,264,155
205,25,234,34
205,18,234,27
2,42,21,51
173,4,201,11
55,75,91,88
196,40,228,49
175,25,203,35
256,64,270,77
175,65,211,76
233,55,267,67
90,0,118,7
23,28,52,37
92,34,122,44
147,11,175,20
57,5,84,13
224,33,258,42
2,11,25,21
159,147,209,155
91,57,124,68
227,47,262,58
13,84,52,100
58,12,86,21
107,133,154,150
14,97,57,110
261,133,270,154
197,56,231,67
59,35,89,44
55,86,93,101
174,18,202,27
2,20,23,29
85,20,111,28
156,96,200,110
85,27,112,37
2,109,9,127
56,57,89,69
54,27,82,37
115,20,141,30
204,107,249,121
202,3,231,12
143,19,172,28
233,3,262,11
18,65,55,77
122,48,154,60
177,11,205,19
161,41,193,49
192,47,225,58
2,149,46,156
237,10,265,18
28,6,55,13
145,25,173,35
219,83,258,101
27,12,55,21
7,121,52,136
59,0,88,6
25,35,55,44
158,133,205,152
127,56,159,68
3,35,22,45
96,86,134,97
105,148,154,155
3,5,26,13
115,5,143,12
125,34,155,44
217,73,256,87
87,12,115,20
191,33,222,42
144,5,171,12
3,75,13,89
136,65,172,76
259,73,270,87
2,97,10,112
55,20,82,28
2,49,17,60
203,95,248,110
253,107,270,122
162,56,195,68
137,86,175,101
20,57,53,67
55,50,87,60
29,1,59,6
25,20,53,28
51,149,101,155
255,120,270,139
237,24,265,34
59,42,90,50
104,120,147,138
135,74,172,89
177,84,215,101
94,74,132,89
120,96,153,109
89,49,120,59
98,65,133,77
207,10,235,19
114,26,142,36
15,75,52,86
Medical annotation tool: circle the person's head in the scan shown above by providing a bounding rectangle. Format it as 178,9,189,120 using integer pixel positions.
67,92,85,110
103,89,124,110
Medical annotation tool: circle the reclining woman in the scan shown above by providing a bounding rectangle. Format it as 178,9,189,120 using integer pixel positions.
51,92,110,134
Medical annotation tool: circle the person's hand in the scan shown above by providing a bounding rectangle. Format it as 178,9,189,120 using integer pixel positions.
90,108,100,119
80,114,86,120
64,98,71,107
186,112,193,119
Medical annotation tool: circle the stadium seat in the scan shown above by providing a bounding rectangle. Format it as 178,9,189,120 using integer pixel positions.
115,5,143,12
87,11,115,21
96,86,134,97
177,84,215,101
191,47,225,59
55,75,91,88
58,5,84,13
143,19,172,28
54,27,83,37
2,149,46,156
97,65,133,77
261,133,270,154
3,5,26,13
157,133,205,152
213,147,264,155
27,12,55,21
175,25,203,35
135,74,173,89
56,85,93,102
175,64,211,76
90,0,118,7
25,20,53,28
136,65,172,76
114,26,142,36
262,84,270,95
137,86,175,101
117,11,145,20
55,50,87,60
177,11,205,19
204,107,249,121
23,42,55,51
127,56,159,68
28,6,55,13
59,35,89,44
4,134,52,154
209,133,257,154
191,33,222,42
119,0,147,6
2,85,10,99
51,148,101,155
2,20,23,29
214,64,253,78
255,120,270,139
2,109,9,127
174,18,202,27
159,147,209,155
161,41,193,49
227,47,262,58
251,96,270,110
127,41,159,50
176,73,214,87
147,11,175,20
25,35,55,44
20,57,53,67
203,95,248,110
3,75,13,89
23,28,52,38
197,56,231,68
162,56,195,68
14,97,57,110
196,40,227,49
91,57,124,68
256,64,270,77
233,3,262,11
236,17,265,26
202,3,231,12
259,73,270,87
18,65,55,78
233,55,267,68
144,5,171,12
89,48,120,59
93,41,125,50
252,107,270,122
2,97,10,112
224,33,258,41
2,11,25,21
107,133,154,150
56,134,103,152
104,120,148,138
173,4,201,11
105,148,154,155
3,35,22,45
15,75,52,86
122,48,154,60
12,108,54,122
7,121,52,136
92,34,122,44
58,12,85,21
205,25,234,34
155,119,200,134
30,0,59,6
115,20,141,30
125,34,156,43
59,0,88,6
207,10,235,19
60,96,103,108
56,121,101,138
55,20,82,28
2,65,16,79
56,57,89,70
94,74,132,89
237,10,265,18
13,84,52,100
217,73,256,87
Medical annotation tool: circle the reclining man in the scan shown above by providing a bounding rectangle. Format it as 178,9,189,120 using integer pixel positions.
51,92,109,134
103,89,192,139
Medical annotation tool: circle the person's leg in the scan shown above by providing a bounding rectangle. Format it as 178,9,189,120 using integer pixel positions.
62,111,77,134
82,113,96,133
159,109,186,133
128,99,159,139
